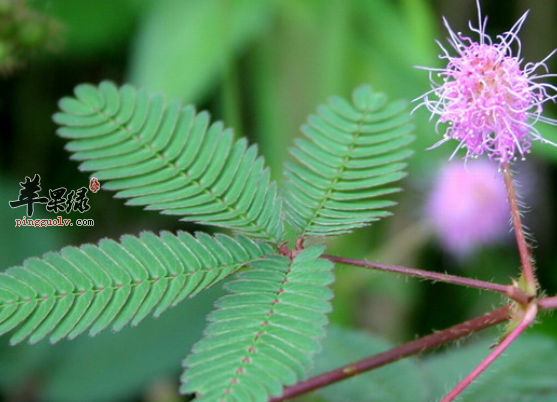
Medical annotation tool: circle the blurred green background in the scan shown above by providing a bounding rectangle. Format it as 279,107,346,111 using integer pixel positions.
2,0,557,401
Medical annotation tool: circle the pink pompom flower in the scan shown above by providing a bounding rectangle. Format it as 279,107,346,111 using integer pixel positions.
414,0,557,165
427,160,509,256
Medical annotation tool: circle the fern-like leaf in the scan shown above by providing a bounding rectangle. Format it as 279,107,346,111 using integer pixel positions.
181,245,334,402
53,81,283,241
0,232,274,345
283,85,414,236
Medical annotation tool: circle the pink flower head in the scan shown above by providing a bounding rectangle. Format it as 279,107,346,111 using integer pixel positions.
415,0,557,165
427,160,509,256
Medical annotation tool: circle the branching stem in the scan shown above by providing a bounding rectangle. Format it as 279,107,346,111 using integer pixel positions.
269,296,557,401
439,303,538,402
323,255,529,305
502,165,537,295
269,306,511,402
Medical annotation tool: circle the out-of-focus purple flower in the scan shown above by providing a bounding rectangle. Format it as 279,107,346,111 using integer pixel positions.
427,160,509,256
414,0,557,165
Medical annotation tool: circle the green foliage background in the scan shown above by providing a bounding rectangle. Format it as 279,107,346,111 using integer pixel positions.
2,0,557,401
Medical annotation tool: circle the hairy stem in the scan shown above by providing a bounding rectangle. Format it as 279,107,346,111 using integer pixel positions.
323,255,528,305
439,303,537,402
270,306,511,402
502,165,537,296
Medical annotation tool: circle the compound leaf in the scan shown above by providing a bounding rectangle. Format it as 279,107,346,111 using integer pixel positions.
283,85,414,236
0,232,274,344
181,245,334,402
53,81,283,241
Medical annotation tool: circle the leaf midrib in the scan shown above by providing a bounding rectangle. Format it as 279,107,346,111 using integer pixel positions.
0,256,270,310
300,105,374,236
94,104,278,242
216,261,300,400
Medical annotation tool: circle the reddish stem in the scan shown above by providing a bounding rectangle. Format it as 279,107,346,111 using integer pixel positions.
439,303,537,402
323,255,528,305
539,296,557,310
502,166,537,295
269,306,511,402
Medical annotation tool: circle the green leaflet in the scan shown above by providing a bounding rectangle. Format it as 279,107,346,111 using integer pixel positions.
53,81,283,241
0,232,273,345
181,245,334,402
283,85,414,236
